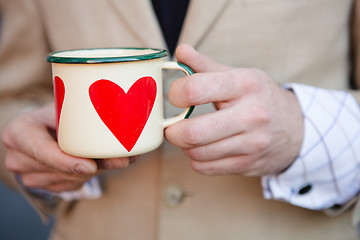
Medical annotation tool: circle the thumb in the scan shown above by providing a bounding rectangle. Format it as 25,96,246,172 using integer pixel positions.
175,44,231,73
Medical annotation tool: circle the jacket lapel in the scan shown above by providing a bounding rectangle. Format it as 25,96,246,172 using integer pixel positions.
108,0,230,52
108,0,166,48
179,0,231,48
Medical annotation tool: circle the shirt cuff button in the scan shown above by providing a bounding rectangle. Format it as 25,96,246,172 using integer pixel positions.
298,184,312,195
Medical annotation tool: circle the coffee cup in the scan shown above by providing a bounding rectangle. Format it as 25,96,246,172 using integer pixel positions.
47,47,194,158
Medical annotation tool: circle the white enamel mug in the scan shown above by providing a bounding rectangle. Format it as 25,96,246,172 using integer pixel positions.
47,48,194,158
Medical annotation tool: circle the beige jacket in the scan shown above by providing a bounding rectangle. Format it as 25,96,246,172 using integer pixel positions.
1,0,360,239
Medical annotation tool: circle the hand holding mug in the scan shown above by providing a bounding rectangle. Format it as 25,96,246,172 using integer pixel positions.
165,45,304,177
1,103,131,193
2,47,194,193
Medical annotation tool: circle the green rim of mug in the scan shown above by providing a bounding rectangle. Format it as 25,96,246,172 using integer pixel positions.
46,47,168,64
177,63,195,119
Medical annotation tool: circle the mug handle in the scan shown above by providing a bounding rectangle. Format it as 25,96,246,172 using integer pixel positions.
162,61,195,128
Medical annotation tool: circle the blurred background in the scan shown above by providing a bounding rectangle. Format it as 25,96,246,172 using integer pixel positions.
0,180,53,240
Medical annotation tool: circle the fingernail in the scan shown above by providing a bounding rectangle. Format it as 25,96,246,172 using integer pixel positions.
74,163,95,174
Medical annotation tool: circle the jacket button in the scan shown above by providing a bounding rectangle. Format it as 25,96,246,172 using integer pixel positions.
164,185,185,206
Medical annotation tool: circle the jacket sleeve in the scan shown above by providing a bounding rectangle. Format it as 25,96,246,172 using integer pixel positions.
0,0,56,221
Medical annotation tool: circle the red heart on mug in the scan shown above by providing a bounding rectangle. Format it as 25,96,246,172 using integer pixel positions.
89,77,157,152
54,76,65,133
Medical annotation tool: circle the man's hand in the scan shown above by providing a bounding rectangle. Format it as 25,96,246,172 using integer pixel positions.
165,44,304,176
1,103,132,193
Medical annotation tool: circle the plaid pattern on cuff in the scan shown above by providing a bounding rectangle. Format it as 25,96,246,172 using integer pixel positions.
262,83,360,210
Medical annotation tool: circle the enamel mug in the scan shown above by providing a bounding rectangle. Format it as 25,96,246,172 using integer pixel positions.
47,48,194,158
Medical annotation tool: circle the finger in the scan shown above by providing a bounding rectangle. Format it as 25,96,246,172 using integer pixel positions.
20,171,91,189
168,68,257,108
15,118,97,175
46,181,85,193
175,44,231,73
182,132,268,162
165,107,248,148
4,149,53,173
2,105,98,175
35,102,57,129
31,137,97,175
95,157,131,170
190,156,258,176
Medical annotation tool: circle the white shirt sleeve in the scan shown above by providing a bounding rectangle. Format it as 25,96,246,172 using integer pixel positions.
56,177,102,201
262,83,360,210
18,175,102,202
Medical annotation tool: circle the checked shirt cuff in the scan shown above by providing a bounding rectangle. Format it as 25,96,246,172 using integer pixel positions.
262,83,360,210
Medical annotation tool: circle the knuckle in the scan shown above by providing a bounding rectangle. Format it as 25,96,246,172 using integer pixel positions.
223,70,243,93
28,138,48,162
1,123,16,148
182,124,203,146
183,78,201,105
249,68,267,81
252,133,271,152
1,117,30,147
231,156,256,175
185,148,204,161
118,158,130,168
253,107,271,125
227,68,243,81
238,68,264,91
